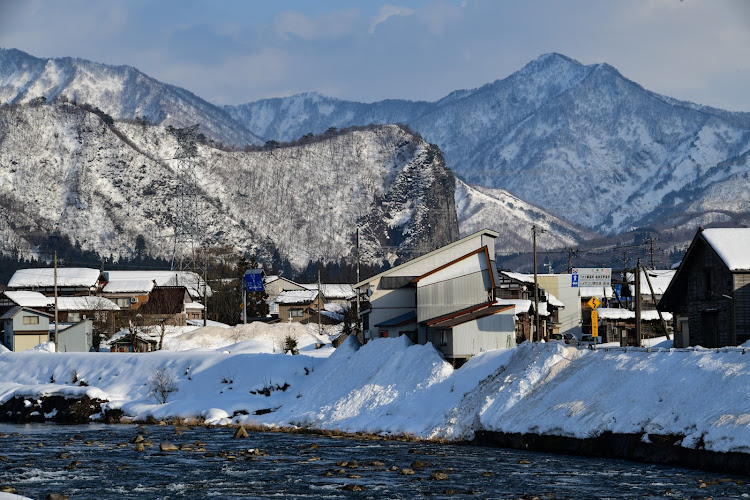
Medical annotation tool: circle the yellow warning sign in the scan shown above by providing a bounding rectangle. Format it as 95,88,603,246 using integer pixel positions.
587,296,601,310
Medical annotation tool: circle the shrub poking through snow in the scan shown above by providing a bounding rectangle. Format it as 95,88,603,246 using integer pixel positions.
148,367,179,404
283,335,299,355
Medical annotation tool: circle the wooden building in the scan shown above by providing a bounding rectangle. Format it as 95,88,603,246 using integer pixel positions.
659,228,750,347
276,290,325,324
137,286,192,327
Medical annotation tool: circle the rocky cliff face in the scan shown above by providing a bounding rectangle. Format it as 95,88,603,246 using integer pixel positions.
0,102,457,269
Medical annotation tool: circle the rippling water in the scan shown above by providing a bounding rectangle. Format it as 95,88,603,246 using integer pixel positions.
0,424,748,499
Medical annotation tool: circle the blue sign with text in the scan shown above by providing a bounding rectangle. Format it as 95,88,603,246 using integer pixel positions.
244,269,264,292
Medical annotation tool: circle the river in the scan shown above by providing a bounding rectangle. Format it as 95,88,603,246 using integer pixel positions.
0,424,747,499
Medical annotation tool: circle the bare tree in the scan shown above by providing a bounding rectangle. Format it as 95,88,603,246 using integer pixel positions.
148,367,178,404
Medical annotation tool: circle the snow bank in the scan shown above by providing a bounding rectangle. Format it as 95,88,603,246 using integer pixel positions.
0,349,321,423
2,340,750,454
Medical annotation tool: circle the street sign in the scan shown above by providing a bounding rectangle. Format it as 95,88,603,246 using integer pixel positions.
571,268,611,287
244,269,264,292
587,296,601,310
591,310,599,337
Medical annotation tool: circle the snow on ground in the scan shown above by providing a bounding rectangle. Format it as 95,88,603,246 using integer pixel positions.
2,337,750,454
106,321,338,357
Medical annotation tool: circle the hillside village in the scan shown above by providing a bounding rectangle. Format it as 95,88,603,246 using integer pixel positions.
2,226,748,361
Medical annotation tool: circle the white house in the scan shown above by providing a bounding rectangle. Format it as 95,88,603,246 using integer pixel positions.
1,306,52,351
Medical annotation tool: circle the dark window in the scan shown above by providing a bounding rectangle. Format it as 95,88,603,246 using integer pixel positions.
703,268,712,299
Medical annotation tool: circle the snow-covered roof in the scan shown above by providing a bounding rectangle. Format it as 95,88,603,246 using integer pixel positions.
495,299,532,316
627,269,675,297
536,302,550,317
104,270,211,298
0,306,52,321
56,296,120,311
302,284,355,300
546,293,565,308
2,291,53,308
596,308,672,322
499,271,534,284
7,268,101,288
579,286,613,299
102,279,155,293
275,290,320,305
702,228,750,271
186,302,205,310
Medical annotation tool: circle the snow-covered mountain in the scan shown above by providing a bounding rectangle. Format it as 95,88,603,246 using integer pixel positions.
455,179,594,254
226,53,750,236
0,102,458,269
0,48,262,147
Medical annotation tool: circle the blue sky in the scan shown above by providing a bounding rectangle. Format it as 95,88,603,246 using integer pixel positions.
1,0,749,110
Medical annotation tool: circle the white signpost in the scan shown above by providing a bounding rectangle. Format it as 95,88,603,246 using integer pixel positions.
571,268,612,288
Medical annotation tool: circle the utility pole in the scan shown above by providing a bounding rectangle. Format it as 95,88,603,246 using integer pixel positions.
635,258,642,346
202,250,208,327
646,237,658,269
643,269,670,340
54,251,59,353
356,227,361,342
532,225,540,343
566,248,578,274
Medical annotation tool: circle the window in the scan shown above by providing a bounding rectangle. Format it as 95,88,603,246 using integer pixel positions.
115,297,132,308
703,268,713,299
68,312,81,323
23,315,39,325
290,308,303,317
440,331,448,347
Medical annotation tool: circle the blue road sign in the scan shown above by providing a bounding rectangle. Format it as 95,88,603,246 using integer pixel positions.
244,269,264,292
571,273,579,288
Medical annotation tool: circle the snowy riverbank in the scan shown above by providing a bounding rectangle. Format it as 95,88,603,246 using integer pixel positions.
2,331,750,456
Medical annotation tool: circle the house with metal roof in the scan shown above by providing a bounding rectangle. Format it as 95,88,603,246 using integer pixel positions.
355,229,518,365
659,227,750,347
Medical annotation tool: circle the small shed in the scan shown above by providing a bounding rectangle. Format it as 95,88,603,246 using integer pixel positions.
57,319,95,352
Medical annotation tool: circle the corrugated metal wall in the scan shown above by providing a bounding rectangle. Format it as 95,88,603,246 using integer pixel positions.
417,271,490,322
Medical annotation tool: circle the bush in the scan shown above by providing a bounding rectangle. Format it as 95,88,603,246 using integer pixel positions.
283,335,299,355
148,367,179,404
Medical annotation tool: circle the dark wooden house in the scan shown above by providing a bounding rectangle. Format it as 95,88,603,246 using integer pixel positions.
659,228,750,347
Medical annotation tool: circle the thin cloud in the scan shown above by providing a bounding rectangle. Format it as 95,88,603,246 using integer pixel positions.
369,5,416,34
